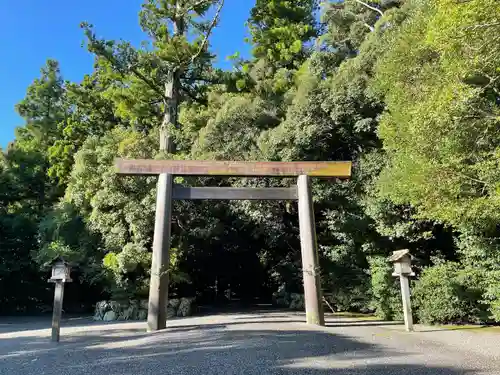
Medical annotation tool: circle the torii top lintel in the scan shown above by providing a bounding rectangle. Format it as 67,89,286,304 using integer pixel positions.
115,159,352,178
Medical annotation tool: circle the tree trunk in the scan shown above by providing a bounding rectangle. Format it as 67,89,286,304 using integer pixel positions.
147,6,184,332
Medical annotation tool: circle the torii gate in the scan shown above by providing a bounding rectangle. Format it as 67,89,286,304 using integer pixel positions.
116,159,352,331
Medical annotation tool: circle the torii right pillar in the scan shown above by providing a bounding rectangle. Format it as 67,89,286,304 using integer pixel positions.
297,175,325,326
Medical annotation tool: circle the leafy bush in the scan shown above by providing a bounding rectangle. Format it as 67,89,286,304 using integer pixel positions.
322,256,373,313
368,256,402,320
482,270,500,322
413,262,489,324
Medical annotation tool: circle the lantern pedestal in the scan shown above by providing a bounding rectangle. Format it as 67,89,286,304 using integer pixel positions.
48,258,72,343
50,281,65,342
398,274,413,332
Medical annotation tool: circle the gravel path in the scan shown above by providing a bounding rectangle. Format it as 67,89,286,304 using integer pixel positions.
0,311,498,375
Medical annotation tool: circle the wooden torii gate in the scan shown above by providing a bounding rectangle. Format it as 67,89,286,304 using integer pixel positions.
116,159,352,331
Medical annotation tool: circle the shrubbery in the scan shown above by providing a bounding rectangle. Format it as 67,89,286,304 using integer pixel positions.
368,256,402,321
483,271,500,321
412,262,490,324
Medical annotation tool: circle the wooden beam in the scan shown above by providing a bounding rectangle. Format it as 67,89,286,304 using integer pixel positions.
115,159,352,178
172,186,298,200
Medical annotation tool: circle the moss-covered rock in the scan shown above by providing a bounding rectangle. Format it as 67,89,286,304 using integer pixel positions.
94,297,196,321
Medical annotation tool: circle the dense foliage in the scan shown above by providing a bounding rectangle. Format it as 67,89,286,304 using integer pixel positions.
1,0,498,324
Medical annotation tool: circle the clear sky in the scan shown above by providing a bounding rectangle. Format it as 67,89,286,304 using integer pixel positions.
0,0,254,147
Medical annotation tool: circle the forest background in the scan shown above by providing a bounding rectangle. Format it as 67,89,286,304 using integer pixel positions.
1,0,499,325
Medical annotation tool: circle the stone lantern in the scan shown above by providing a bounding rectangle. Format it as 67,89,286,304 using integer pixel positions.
48,257,73,342
388,249,415,332
49,257,72,283
389,249,415,277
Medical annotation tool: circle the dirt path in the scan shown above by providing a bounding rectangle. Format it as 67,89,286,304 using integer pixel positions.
0,311,498,374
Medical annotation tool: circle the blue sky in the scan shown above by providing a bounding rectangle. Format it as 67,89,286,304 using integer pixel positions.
0,0,254,147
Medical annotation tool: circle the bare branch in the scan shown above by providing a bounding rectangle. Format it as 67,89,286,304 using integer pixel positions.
181,86,208,105
354,0,384,16
363,23,375,32
181,75,223,84
98,51,166,101
188,0,224,66
323,296,336,313
181,0,212,15
331,5,375,32
129,65,167,101
454,170,489,186
82,25,166,101
465,22,500,31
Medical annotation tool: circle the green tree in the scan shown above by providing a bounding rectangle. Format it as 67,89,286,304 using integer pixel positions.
47,71,122,185
15,60,66,151
0,148,51,313
372,0,500,323
374,0,500,234
5,0,500,324
66,0,226,298
248,0,319,70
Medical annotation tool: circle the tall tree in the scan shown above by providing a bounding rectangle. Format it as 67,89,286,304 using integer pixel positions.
47,71,122,186
374,0,500,235
0,148,51,313
371,0,500,321
15,60,66,151
78,0,224,329
0,61,68,313
248,0,319,70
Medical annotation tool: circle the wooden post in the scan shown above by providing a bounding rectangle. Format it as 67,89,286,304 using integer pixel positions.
147,172,173,331
399,274,414,332
297,175,325,326
51,281,65,342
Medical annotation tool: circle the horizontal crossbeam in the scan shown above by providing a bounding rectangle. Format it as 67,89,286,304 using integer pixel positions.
115,159,352,177
172,186,298,200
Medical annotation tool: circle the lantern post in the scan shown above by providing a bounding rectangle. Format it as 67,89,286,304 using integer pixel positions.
389,250,415,332
48,258,72,342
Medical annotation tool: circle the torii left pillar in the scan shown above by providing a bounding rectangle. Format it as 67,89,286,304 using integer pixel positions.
297,175,325,326
147,172,173,331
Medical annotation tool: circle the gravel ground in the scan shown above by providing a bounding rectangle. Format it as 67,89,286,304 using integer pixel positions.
0,311,498,375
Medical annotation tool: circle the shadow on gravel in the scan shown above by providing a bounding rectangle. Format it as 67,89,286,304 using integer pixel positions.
325,321,403,328
217,312,403,328
0,319,481,375
0,316,95,335
278,365,478,374
417,326,496,333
